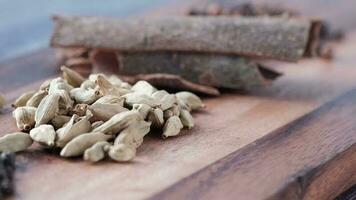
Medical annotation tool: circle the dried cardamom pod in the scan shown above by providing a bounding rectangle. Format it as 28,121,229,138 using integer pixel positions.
49,89,73,113
147,108,164,128
152,90,169,99
70,88,102,104
83,141,110,162
120,82,132,90
29,124,56,146
51,114,71,129
26,90,48,108
159,94,176,111
80,80,96,90
95,75,130,96
71,103,88,117
108,75,123,87
179,109,194,129
56,114,91,148
123,92,160,108
48,77,74,94
0,132,33,152
176,91,204,111
89,103,128,122
12,106,36,131
92,110,141,135
108,143,136,162
60,132,112,157
114,120,151,148
39,79,51,91
93,95,124,106
35,94,60,127
132,104,152,119
162,116,183,138
163,104,180,120
12,91,35,108
88,73,106,83
61,65,85,87
91,121,104,129
131,81,157,95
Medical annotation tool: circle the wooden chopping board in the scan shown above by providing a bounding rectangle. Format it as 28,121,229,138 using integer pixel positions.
0,1,356,200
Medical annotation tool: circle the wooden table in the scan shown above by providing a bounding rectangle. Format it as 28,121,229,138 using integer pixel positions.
0,0,355,199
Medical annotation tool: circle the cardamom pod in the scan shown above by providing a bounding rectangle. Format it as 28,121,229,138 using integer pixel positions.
35,94,60,127
114,120,151,148
61,65,85,87
49,89,73,113
179,109,194,129
123,92,160,108
60,132,111,157
26,90,48,107
51,114,71,129
48,77,74,94
83,141,110,162
12,91,35,108
0,132,33,152
80,79,96,90
108,143,136,162
120,82,132,90
159,94,177,111
152,90,169,100
89,103,128,122
39,79,51,91
95,75,130,96
163,104,180,120
56,114,91,147
29,124,56,146
131,81,157,95
162,116,183,139
71,103,88,117
70,88,102,104
176,91,204,111
93,95,124,106
147,108,164,128
152,90,177,110
108,75,123,87
91,121,104,129
132,104,152,119
12,106,36,131
92,110,141,134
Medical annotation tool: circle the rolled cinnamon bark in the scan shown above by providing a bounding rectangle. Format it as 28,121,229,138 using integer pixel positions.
51,15,317,61
89,51,280,89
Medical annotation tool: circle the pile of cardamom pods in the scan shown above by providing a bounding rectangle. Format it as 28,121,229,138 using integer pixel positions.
0,66,204,162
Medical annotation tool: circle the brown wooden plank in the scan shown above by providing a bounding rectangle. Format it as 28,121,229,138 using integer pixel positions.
150,88,356,200
1,1,356,199
0,32,353,199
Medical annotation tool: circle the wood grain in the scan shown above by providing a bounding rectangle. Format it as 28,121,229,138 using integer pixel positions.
0,1,356,199
150,88,356,200
0,32,354,199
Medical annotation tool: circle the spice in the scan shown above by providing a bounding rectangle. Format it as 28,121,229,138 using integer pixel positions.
12,107,36,131
29,124,56,146
51,15,316,61
0,132,33,153
7,69,203,163
12,91,35,108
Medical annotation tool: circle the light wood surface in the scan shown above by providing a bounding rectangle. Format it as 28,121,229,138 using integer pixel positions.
0,1,356,199
0,31,354,200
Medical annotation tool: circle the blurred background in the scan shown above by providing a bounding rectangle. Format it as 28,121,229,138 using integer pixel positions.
0,0,177,62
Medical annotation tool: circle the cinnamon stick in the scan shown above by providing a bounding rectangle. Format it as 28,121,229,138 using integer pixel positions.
51,15,317,62
88,51,280,90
